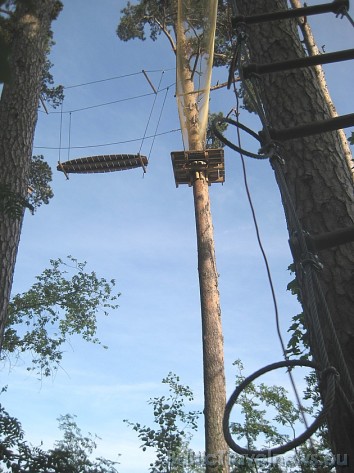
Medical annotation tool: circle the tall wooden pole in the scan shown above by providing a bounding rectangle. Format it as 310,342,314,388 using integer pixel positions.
192,174,229,472
175,6,229,466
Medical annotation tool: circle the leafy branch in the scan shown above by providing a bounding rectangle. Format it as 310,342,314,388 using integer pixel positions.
2,256,120,377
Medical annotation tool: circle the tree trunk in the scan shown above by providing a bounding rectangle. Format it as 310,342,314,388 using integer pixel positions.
235,0,354,466
289,0,354,181
176,20,229,472
0,0,57,348
193,177,229,473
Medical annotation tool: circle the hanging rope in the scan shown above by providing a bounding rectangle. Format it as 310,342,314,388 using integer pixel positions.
57,102,69,179
147,86,170,161
228,55,316,452
58,102,63,163
212,22,354,457
67,112,72,161
38,84,175,115
34,128,181,151
138,71,165,156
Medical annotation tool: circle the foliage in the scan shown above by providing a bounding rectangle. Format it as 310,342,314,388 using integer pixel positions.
230,359,296,472
206,112,228,149
1,154,55,220
125,364,333,472
2,256,120,377
40,37,64,109
125,372,202,473
28,155,54,212
229,360,333,472
0,400,120,472
117,0,233,65
349,132,354,146
48,414,120,473
0,183,34,219
286,264,308,361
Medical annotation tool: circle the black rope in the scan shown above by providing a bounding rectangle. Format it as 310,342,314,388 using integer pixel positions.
223,360,337,457
38,83,175,115
219,21,354,457
212,117,267,159
62,67,176,89
230,45,315,447
34,128,181,151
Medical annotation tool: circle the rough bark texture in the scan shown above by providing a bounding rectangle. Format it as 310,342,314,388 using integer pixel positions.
177,21,229,473
0,0,57,348
193,177,229,473
289,0,354,181
234,0,354,466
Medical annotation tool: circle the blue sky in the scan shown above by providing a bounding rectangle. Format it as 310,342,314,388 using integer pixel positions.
1,1,353,471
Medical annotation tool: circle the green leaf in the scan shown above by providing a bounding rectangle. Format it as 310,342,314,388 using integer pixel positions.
2,256,120,377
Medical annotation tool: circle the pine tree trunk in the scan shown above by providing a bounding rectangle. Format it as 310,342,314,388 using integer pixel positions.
0,0,57,348
193,177,229,472
177,21,229,472
235,0,354,466
289,0,354,181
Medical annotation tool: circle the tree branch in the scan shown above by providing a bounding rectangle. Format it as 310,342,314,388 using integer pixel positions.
210,77,240,92
0,8,12,16
152,16,176,53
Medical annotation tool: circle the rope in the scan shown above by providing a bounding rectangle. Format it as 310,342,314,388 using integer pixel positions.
57,102,69,179
231,72,314,447
217,23,354,457
34,128,181,151
138,71,165,155
58,102,63,163
67,112,72,161
62,67,176,89
223,360,337,457
38,84,175,115
147,86,170,161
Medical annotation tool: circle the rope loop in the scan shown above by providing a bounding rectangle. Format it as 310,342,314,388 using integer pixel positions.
223,359,338,457
319,366,340,387
212,117,268,159
300,253,324,272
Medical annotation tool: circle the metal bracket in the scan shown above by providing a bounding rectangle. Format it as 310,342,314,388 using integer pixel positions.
289,226,354,261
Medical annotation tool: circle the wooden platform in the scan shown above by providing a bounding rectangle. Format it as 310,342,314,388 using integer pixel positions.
170,149,225,187
57,154,148,174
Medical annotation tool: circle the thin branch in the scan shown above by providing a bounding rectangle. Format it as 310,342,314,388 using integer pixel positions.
152,16,177,53
210,77,240,92
214,52,228,59
190,47,200,81
0,8,13,16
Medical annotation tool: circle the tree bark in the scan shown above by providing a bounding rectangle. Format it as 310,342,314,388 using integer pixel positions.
193,176,229,473
234,0,354,466
0,0,58,348
289,0,354,181
176,18,229,472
